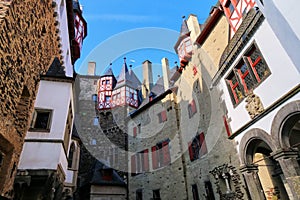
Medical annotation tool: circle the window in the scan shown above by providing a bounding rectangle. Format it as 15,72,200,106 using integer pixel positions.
204,181,215,200
93,117,99,126
91,139,97,145
153,189,161,200
225,0,235,15
192,184,200,200
226,72,244,105
133,124,141,138
131,149,149,176
68,143,75,169
92,94,97,102
188,132,207,162
158,110,167,123
188,99,197,118
30,109,52,131
236,61,256,93
105,95,111,102
136,189,143,200
152,139,171,169
131,149,149,175
106,80,110,85
226,43,270,105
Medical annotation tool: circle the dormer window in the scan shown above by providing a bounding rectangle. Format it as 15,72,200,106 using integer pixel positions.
74,14,85,49
178,37,192,60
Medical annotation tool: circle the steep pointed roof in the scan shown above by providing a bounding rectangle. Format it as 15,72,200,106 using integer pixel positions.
115,58,141,89
102,63,114,77
45,57,66,77
180,16,190,36
174,16,191,52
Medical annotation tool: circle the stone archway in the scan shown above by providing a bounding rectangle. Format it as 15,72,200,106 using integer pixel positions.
239,128,288,200
271,100,300,199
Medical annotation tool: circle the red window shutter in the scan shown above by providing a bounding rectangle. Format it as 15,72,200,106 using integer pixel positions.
133,127,137,137
188,141,194,161
191,99,197,114
151,146,158,169
199,132,207,156
161,110,167,122
131,155,136,174
223,116,231,137
193,66,198,75
143,149,149,172
162,141,171,166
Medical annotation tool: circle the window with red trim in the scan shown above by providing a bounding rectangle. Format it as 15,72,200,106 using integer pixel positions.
188,132,207,162
226,72,244,105
225,43,270,106
245,45,270,82
236,61,256,93
152,139,171,169
188,99,197,118
158,110,167,123
131,149,149,176
133,127,137,137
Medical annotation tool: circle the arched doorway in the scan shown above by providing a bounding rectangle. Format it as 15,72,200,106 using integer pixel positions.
240,129,289,200
271,101,300,198
248,140,289,200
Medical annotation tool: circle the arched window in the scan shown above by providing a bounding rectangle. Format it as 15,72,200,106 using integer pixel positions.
68,143,75,168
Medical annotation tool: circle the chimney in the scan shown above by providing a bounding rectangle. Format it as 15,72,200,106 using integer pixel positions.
87,62,96,75
161,58,170,90
142,60,153,99
187,14,200,43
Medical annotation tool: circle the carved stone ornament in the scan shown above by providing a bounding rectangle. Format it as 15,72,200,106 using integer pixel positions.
245,92,264,119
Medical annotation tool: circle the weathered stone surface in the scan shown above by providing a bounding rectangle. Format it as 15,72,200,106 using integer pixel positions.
0,0,60,198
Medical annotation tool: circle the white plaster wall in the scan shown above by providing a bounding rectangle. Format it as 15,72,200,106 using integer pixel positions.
55,0,73,77
221,20,300,133
234,93,300,156
26,80,73,140
272,0,300,40
19,80,74,173
18,143,63,170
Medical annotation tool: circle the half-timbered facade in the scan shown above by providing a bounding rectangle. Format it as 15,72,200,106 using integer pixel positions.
213,0,300,199
219,0,256,38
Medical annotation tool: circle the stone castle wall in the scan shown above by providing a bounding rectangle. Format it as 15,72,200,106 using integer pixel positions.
0,0,60,197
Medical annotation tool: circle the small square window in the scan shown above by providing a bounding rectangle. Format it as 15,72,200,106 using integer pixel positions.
92,94,97,102
93,117,99,126
30,109,52,131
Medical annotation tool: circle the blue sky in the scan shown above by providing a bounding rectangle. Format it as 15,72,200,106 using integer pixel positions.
76,0,218,80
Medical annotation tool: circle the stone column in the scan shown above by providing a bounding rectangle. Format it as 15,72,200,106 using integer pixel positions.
271,148,300,200
240,164,266,200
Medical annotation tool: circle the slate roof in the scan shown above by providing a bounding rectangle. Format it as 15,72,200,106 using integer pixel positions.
102,64,114,77
45,57,66,77
180,17,190,36
115,58,141,90
90,160,126,187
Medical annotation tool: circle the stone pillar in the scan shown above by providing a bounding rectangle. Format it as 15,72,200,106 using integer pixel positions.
142,60,153,99
240,164,266,200
87,62,96,75
161,58,170,90
271,148,300,200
